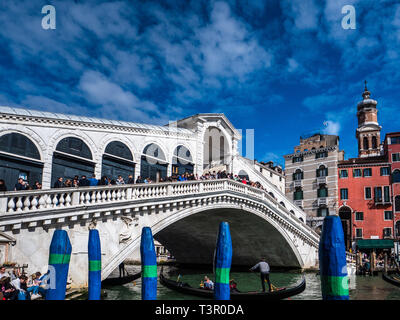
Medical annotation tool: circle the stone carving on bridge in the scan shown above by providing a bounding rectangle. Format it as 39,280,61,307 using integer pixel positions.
119,216,138,244
88,218,97,230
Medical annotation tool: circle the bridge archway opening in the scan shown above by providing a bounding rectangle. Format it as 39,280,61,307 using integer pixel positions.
51,137,94,186
0,132,43,190
172,145,194,176
203,127,229,171
102,141,135,180
153,208,303,269
141,143,168,182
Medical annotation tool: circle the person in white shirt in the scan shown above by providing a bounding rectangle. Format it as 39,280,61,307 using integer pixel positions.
0,266,9,279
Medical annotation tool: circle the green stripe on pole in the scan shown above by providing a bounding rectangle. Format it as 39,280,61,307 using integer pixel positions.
143,265,157,278
215,267,230,284
89,260,101,272
49,253,71,264
320,275,349,297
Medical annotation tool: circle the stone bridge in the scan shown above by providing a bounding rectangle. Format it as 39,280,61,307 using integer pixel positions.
0,179,319,287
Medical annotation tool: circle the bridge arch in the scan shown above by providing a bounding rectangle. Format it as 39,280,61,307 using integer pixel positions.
102,203,304,279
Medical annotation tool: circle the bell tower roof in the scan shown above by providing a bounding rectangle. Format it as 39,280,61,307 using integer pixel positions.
357,80,377,110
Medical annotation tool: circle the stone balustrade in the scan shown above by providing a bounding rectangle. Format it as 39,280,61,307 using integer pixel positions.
0,179,319,245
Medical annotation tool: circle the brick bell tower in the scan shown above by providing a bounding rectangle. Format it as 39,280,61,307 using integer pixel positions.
356,81,382,158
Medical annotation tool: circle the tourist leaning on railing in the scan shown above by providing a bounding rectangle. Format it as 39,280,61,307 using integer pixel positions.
0,179,6,192
1,169,266,193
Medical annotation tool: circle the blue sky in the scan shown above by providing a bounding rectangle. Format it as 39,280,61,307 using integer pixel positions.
0,0,400,167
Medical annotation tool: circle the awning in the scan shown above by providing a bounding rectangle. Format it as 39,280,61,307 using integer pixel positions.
357,239,394,249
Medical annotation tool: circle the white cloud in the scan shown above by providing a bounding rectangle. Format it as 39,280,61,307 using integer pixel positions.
322,120,341,135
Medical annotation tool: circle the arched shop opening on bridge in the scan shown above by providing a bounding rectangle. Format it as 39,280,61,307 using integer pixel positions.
238,170,249,180
141,143,168,182
0,132,43,190
102,141,135,179
172,145,194,175
51,137,95,186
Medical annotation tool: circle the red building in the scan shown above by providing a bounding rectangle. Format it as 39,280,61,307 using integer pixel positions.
384,132,400,240
337,84,394,251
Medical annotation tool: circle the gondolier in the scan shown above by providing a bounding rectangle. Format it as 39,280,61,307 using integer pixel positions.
250,257,272,292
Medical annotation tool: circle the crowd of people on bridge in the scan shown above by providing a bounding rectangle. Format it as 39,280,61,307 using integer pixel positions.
0,170,267,193
0,265,49,300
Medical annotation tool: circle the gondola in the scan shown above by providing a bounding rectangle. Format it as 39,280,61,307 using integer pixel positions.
159,271,306,300
101,271,141,287
382,273,400,288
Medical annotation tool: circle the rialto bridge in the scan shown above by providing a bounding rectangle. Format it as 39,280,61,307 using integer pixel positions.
0,106,319,287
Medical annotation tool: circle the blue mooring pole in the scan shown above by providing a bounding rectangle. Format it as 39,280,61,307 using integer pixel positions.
214,221,232,300
88,229,101,300
45,230,72,300
140,227,157,300
319,215,349,300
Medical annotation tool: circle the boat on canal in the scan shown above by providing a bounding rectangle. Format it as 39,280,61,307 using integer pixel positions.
101,271,141,287
159,270,306,300
382,273,400,288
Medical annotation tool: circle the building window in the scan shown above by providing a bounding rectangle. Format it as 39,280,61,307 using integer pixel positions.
374,186,383,203
355,228,363,238
293,169,303,181
270,172,273,177
365,187,372,199
316,151,327,159
384,186,391,203
317,207,329,217
339,170,348,178
353,169,362,177
260,167,262,173
393,170,400,183
363,137,369,150
384,228,392,238
396,221,400,237
380,167,390,176
393,153,400,162
318,186,328,198
279,177,282,182
316,165,328,177
293,156,303,163
363,168,372,177
391,136,400,144
340,188,348,200
294,188,303,200
372,136,377,149
355,212,364,221
384,211,393,220
395,195,400,212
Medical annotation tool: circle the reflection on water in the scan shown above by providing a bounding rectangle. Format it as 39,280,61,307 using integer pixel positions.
103,265,400,300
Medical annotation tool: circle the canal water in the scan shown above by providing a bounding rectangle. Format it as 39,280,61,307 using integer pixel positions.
103,265,400,300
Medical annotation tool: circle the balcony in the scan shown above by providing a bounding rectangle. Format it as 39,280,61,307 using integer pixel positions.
318,197,327,206
317,176,326,185
294,180,302,187
294,200,303,207
374,198,392,205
